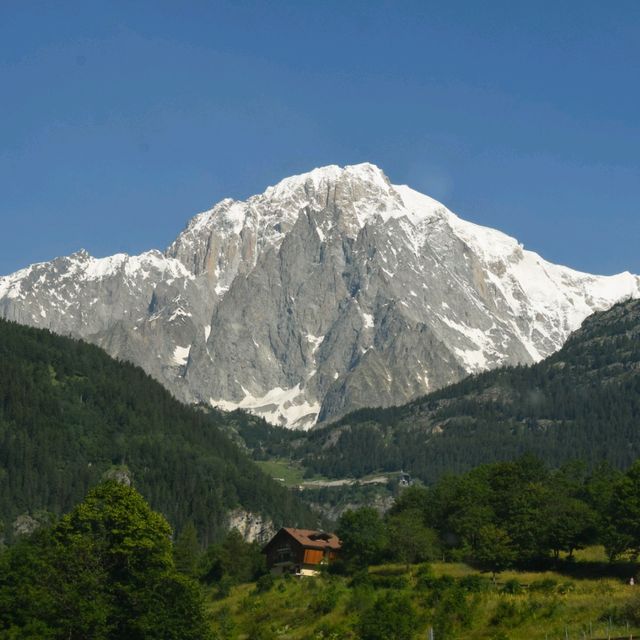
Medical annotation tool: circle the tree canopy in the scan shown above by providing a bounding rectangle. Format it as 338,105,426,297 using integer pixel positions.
0,481,212,639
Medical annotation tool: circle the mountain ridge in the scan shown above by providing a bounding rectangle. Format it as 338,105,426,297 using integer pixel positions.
1,163,638,428
272,297,640,482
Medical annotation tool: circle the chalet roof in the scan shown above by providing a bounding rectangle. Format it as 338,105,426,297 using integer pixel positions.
283,528,341,550
265,527,341,551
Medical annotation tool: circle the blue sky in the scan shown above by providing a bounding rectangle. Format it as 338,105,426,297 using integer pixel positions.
1,1,639,275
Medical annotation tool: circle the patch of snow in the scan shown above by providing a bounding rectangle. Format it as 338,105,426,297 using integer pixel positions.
84,254,127,279
306,334,324,353
453,346,487,371
0,265,33,299
172,345,191,366
168,308,191,322
210,384,320,430
362,312,374,329
440,316,498,372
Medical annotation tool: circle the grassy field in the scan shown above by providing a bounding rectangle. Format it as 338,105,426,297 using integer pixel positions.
205,549,640,639
255,459,404,489
256,459,308,487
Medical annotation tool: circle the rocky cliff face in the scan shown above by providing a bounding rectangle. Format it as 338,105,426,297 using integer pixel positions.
226,508,276,544
1,163,638,427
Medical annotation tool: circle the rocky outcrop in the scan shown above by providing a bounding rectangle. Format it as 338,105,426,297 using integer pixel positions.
1,163,638,428
226,509,276,544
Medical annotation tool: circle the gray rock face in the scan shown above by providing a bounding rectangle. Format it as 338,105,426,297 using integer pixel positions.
1,163,639,428
226,508,275,544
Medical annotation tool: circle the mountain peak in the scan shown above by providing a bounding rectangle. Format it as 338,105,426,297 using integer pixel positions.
272,162,384,183
168,162,401,264
70,248,91,260
1,163,639,429
260,162,394,210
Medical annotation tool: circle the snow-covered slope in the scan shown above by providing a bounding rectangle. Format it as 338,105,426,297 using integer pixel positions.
1,163,638,428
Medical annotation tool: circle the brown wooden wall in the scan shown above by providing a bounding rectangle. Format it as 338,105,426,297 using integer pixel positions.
303,549,324,565
264,531,304,567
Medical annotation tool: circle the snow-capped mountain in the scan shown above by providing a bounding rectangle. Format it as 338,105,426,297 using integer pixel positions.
1,163,638,428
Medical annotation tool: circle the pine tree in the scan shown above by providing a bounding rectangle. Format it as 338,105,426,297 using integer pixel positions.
174,521,200,577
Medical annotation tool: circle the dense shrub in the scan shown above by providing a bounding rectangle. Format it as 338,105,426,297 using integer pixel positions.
529,578,558,594
311,584,342,614
500,579,523,595
254,573,276,594
459,574,492,593
358,592,418,640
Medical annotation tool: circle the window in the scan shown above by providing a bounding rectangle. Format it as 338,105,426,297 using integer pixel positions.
275,545,293,563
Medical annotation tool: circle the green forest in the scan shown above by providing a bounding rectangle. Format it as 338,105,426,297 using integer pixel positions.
336,456,639,571
0,318,317,545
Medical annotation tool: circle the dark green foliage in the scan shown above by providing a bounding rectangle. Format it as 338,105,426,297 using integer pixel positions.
474,525,517,575
610,460,640,555
490,597,561,629
529,578,558,594
0,527,111,639
346,583,376,614
458,574,491,593
336,507,388,571
386,508,439,567
500,579,523,594
254,573,275,594
543,494,597,558
368,573,408,590
422,575,456,605
431,583,477,638
0,481,212,639
358,592,417,640
279,453,640,572
173,521,201,577
199,529,266,586
215,575,234,599
490,601,521,627
623,592,640,625
586,463,629,560
383,454,640,566
310,582,342,614
0,318,316,545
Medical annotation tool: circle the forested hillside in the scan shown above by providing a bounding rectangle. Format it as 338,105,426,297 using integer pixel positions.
0,319,317,544
243,298,640,483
